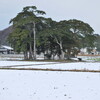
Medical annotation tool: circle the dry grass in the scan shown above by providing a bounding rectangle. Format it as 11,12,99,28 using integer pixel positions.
78,54,100,56
0,67,100,73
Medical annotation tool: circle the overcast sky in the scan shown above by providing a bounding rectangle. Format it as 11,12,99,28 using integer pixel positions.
0,0,100,34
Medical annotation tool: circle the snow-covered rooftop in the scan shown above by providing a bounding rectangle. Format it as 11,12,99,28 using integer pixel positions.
1,45,13,50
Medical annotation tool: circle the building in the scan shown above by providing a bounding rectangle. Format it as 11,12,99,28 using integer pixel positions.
79,47,99,55
0,45,13,54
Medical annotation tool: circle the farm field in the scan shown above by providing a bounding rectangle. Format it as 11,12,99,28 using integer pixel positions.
0,61,100,100
0,61,100,71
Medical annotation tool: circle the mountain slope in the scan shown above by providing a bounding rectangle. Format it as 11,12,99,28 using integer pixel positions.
0,26,13,45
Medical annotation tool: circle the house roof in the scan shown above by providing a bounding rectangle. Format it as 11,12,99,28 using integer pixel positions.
0,45,13,50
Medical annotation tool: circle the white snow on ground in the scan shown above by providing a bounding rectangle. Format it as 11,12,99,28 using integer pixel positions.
0,61,100,71
0,54,24,60
14,62,100,71
0,61,54,67
0,61,100,100
0,70,100,100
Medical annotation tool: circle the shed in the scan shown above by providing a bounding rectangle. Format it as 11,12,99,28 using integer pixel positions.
0,45,13,54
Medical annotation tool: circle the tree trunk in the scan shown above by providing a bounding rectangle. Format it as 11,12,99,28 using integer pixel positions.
60,50,65,60
67,48,71,60
29,42,33,60
59,44,65,60
33,22,36,60
54,37,65,60
24,51,28,60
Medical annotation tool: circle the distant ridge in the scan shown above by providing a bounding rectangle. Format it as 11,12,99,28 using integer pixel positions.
0,26,13,45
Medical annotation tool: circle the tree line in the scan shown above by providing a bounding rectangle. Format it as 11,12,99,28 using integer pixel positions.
8,6,97,60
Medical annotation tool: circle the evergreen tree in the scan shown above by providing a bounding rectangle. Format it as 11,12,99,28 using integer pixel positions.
8,6,46,60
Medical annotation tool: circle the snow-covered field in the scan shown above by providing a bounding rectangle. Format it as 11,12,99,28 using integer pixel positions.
0,61,100,100
0,61,100,71
0,70,100,100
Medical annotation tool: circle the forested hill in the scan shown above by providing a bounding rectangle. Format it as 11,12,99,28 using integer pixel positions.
0,26,13,45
